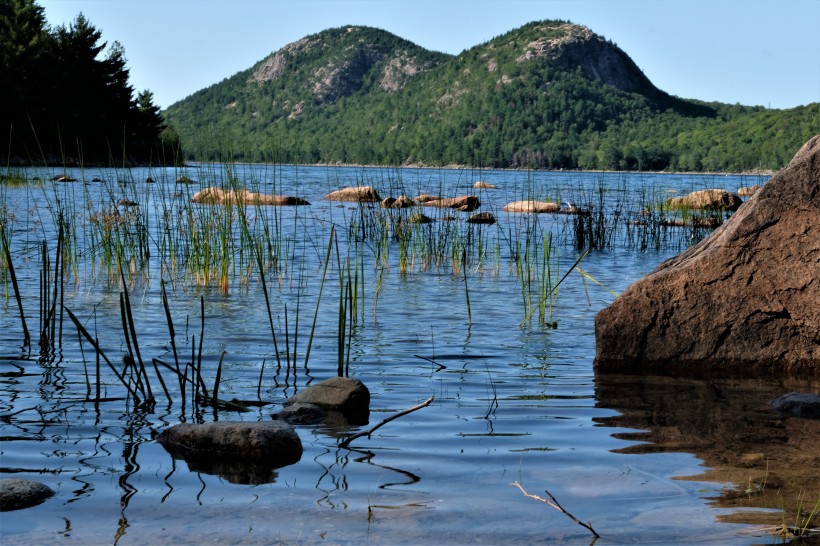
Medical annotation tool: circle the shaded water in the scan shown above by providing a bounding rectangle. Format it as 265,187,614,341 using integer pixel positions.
2,165,814,544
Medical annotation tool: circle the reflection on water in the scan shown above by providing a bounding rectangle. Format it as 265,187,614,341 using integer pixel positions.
595,374,820,535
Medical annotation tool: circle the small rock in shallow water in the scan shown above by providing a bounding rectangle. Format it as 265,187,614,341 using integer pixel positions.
0,479,55,511
770,392,820,419
284,377,370,420
157,421,302,466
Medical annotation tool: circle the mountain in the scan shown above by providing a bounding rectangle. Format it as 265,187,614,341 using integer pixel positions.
163,21,818,171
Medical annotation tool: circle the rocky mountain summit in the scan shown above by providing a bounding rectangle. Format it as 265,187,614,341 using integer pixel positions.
249,26,448,110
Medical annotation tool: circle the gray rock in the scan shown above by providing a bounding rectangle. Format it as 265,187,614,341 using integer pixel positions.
467,212,496,225
595,136,820,376
272,402,326,424
770,393,820,419
157,421,302,468
284,377,370,418
0,479,55,511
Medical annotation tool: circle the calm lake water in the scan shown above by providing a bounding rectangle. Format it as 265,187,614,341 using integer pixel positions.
1,164,815,544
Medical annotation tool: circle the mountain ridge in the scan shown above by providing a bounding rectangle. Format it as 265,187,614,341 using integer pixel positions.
163,20,818,171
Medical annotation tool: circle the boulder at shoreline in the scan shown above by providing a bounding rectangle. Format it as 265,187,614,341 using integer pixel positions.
595,136,820,376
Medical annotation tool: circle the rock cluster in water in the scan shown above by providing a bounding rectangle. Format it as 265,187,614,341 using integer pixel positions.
595,135,820,376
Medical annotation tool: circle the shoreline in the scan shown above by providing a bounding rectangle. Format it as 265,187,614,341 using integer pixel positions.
3,159,775,178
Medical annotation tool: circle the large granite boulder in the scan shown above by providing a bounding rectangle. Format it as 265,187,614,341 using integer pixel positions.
0,479,55,511
595,136,820,376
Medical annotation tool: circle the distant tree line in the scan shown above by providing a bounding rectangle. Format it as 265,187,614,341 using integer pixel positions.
0,0,182,166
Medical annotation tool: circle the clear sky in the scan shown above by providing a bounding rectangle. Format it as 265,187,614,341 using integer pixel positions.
40,0,820,111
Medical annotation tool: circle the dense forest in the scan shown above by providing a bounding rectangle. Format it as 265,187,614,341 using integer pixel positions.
164,21,818,172
0,0,181,166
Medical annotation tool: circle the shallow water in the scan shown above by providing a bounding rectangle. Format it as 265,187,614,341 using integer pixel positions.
2,165,814,544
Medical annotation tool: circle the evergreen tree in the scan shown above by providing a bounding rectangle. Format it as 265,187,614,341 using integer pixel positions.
1,0,180,165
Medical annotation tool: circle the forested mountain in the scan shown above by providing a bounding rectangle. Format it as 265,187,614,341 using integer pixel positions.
1,0,181,166
164,20,818,172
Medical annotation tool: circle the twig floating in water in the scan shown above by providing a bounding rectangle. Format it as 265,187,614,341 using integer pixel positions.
339,395,434,449
511,481,600,538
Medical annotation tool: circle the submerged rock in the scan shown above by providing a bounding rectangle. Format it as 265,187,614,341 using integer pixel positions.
0,479,55,511
595,136,820,376
272,402,326,424
405,213,434,225
666,189,742,211
284,377,370,419
502,200,559,213
467,212,496,225
473,181,497,189
770,393,820,419
324,185,381,202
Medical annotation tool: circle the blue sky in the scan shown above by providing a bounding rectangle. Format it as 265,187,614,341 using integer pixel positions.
41,0,820,110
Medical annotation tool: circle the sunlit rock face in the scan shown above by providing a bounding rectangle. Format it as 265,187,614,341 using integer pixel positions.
595,136,820,376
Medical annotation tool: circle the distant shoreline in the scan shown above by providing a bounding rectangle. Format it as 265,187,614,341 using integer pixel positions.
5,160,775,178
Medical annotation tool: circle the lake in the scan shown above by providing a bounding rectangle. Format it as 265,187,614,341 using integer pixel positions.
1,164,816,544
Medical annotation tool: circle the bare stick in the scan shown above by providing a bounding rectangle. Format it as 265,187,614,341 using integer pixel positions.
511,481,600,538
339,395,434,449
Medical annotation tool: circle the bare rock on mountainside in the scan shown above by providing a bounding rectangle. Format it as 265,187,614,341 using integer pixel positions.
594,136,820,376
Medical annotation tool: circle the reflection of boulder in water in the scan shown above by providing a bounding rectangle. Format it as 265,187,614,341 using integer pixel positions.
594,374,820,528
157,421,302,485
180,458,282,485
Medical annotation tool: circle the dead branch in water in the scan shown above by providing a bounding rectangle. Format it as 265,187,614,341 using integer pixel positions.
512,481,600,539
339,395,434,449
